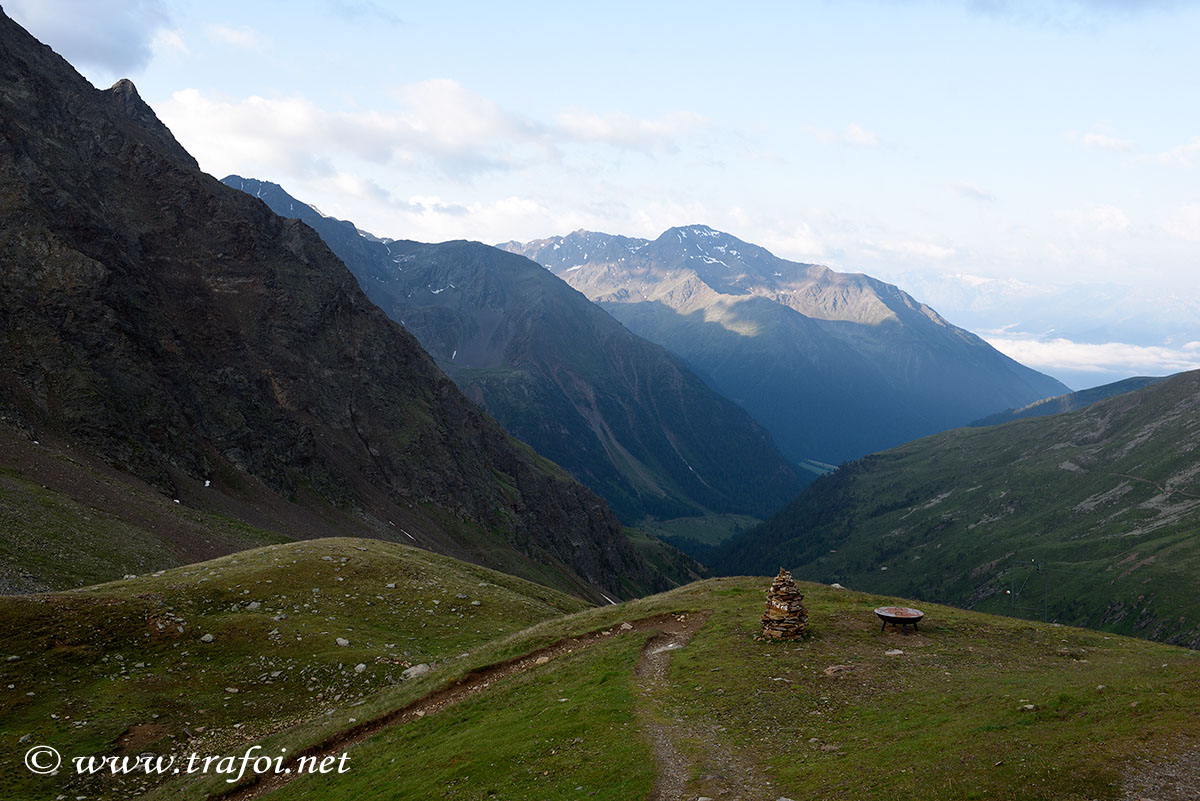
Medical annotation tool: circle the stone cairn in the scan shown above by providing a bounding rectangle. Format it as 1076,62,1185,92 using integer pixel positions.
759,568,808,640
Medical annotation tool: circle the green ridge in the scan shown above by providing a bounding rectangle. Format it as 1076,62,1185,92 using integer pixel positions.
717,370,1200,648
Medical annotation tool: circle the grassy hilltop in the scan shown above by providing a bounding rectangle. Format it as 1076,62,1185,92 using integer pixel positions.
3,540,1197,801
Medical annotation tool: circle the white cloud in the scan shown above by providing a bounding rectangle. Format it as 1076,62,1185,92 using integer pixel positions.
156,82,544,181
844,122,880,147
1164,203,1200,242
968,0,1184,30
6,0,170,77
984,335,1200,376
206,24,271,50
150,28,187,56
1151,136,1200,168
375,194,600,246
947,181,996,202
1082,132,1133,152
1054,204,1130,233
156,81,714,185
806,122,881,147
392,79,546,165
880,240,956,260
324,0,402,25
555,110,708,153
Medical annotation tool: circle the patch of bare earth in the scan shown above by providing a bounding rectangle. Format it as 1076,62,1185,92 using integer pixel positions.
634,612,777,801
1122,748,1200,800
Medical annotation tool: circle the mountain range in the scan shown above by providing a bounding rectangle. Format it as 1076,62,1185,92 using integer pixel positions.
970,375,1167,426
503,227,1070,466
0,10,658,603
221,177,806,527
2,13,1199,800
715,369,1200,647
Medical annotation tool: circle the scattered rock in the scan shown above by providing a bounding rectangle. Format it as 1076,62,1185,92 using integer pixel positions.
402,663,430,680
354,663,366,673
385,583,396,589
336,637,350,647
246,601,260,611
823,664,854,677
619,622,633,631
885,649,904,656
830,583,845,589
535,656,550,665
200,634,214,643
760,568,808,640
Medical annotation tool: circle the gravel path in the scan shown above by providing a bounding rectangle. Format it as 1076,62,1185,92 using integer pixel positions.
217,612,690,800
634,612,777,801
1122,747,1200,800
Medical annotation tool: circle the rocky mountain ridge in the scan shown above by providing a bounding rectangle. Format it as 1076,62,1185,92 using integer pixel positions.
503,226,1069,465
223,177,806,525
0,10,653,602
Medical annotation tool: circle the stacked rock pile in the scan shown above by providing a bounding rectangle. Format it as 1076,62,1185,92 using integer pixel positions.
759,567,808,640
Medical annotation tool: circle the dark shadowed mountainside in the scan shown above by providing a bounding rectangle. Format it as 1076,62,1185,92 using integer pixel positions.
503,227,1068,466
222,177,806,526
714,370,1200,648
0,10,657,603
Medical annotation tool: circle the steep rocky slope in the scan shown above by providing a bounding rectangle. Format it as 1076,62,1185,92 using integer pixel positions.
223,177,806,524
0,10,654,602
504,226,1068,465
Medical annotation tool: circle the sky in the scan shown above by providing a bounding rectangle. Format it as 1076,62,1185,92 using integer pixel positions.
7,0,1200,389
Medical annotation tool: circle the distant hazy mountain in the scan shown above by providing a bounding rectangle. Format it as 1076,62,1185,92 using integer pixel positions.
223,178,807,525
0,10,656,603
876,270,1200,389
970,375,1168,426
502,226,1068,465
714,370,1200,647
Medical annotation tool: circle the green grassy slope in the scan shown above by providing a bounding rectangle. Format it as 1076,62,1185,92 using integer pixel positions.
179,579,1198,801
4,552,1198,801
0,425,659,603
0,538,586,801
716,370,1200,647
0,426,290,592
